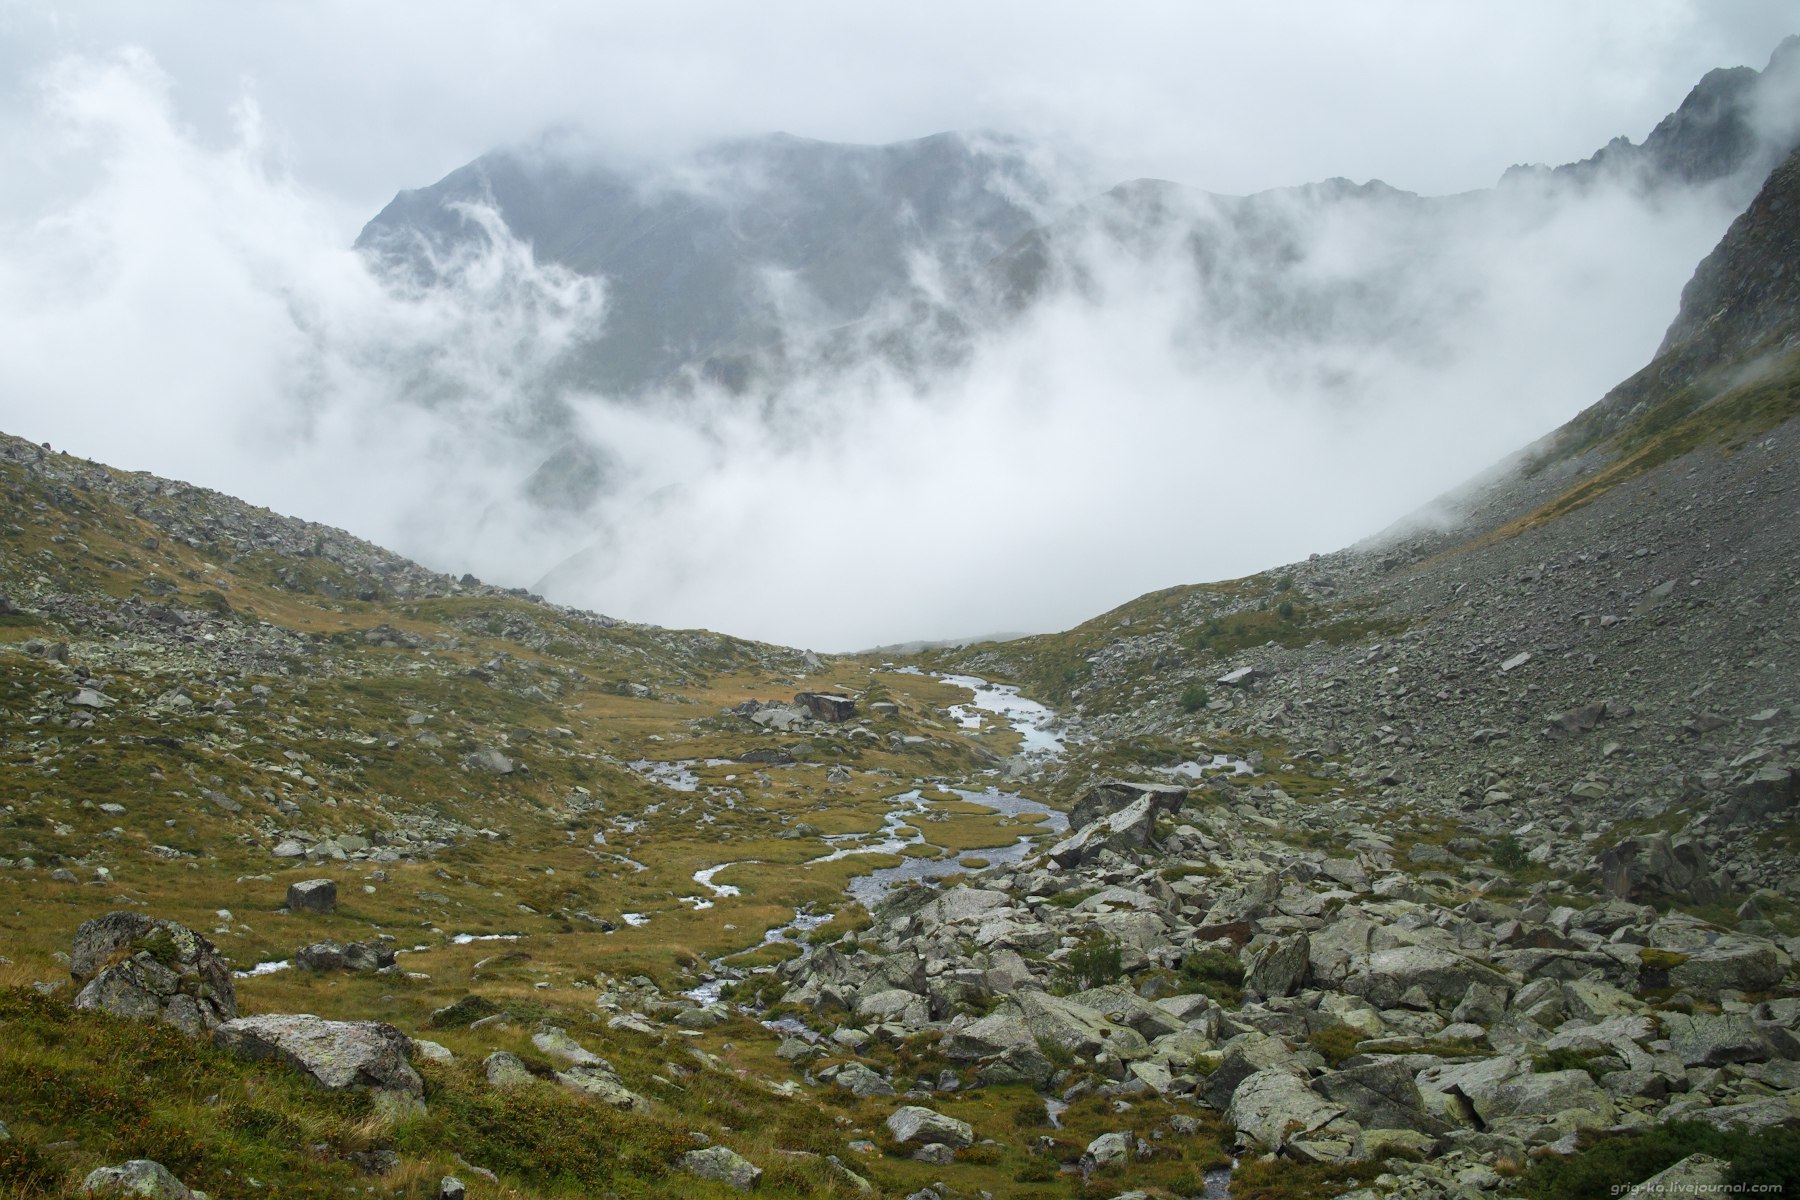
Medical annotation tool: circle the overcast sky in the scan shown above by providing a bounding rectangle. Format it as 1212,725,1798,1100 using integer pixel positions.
3,1,1795,220
0,3,1795,648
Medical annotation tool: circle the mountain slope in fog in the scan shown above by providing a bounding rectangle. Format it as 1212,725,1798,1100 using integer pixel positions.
356,130,1058,401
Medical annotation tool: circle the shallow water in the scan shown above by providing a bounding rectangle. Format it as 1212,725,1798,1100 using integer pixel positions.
1158,755,1254,779
681,672,1069,1003
938,673,1065,756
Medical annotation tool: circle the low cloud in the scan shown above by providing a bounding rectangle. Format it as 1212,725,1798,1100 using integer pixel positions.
0,49,1758,650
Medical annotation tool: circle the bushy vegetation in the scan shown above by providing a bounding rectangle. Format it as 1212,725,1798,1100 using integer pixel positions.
1306,1024,1365,1068
1177,947,1244,1005
1516,1121,1800,1199
1492,834,1530,871
1062,934,1125,991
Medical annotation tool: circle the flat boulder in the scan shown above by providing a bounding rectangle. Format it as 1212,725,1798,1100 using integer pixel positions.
1669,938,1789,996
1343,945,1511,1008
1665,1012,1784,1067
887,1105,974,1149
555,1064,650,1111
1626,1154,1730,1198
70,912,237,1036
213,1014,422,1097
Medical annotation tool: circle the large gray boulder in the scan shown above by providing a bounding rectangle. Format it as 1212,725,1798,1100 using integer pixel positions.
285,878,337,914
294,939,395,973
1468,1068,1615,1133
1226,1069,1348,1152
1668,939,1789,996
1343,945,1511,1008
1013,990,1119,1056
1626,1155,1730,1198
1046,795,1162,867
1664,1012,1787,1067
483,1051,534,1087
1201,1033,1301,1111
1245,934,1310,999
1597,833,1718,903
81,1160,206,1199
1311,1058,1448,1135
681,1146,763,1191
794,691,856,722
887,1105,974,1149
70,912,237,1036
213,1014,422,1097
941,1009,1036,1060
855,988,929,1027
1069,781,1187,831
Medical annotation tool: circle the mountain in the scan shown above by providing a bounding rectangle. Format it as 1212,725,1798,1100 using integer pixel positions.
356,130,1058,401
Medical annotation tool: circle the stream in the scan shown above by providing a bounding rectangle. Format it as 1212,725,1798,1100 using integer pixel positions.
683,673,1068,1006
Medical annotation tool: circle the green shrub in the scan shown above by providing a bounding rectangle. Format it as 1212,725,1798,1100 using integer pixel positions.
1307,1024,1365,1068
1180,684,1210,713
1179,947,1244,1005
1065,934,1125,990
1532,1047,1605,1081
1492,834,1530,871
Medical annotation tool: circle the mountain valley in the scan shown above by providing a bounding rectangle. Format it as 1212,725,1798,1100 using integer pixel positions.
0,44,1798,1200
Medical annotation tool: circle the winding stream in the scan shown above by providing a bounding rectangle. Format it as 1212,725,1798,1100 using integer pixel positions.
684,673,1068,1004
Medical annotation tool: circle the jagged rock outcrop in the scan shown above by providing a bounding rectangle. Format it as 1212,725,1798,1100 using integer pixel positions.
70,913,237,1035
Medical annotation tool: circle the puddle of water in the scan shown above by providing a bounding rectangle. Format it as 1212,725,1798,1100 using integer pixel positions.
232,959,292,978
628,759,699,791
1044,1097,1068,1128
451,933,521,945
622,913,650,927
1158,755,1254,779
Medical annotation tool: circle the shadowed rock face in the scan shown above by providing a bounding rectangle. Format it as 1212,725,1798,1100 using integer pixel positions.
69,912,237,1036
